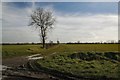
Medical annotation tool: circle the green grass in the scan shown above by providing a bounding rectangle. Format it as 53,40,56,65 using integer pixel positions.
37,51,120,79
35,44,119,79
2,44,119,58
62,44,119,52
2,45,44,58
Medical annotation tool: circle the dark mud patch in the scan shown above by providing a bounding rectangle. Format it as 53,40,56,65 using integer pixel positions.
2,56,28,67
2,76,40,80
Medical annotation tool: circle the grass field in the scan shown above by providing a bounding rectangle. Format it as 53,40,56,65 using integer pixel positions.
2,44,119,58
2,44,120,79
2,45,43,58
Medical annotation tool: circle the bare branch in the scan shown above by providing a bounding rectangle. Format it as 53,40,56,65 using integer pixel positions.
29,8,56,48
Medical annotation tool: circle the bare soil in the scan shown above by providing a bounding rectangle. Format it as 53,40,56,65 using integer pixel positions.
2,56,60,80
2,56,28,67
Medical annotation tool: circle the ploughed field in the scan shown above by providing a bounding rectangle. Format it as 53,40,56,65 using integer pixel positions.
2,44,120,79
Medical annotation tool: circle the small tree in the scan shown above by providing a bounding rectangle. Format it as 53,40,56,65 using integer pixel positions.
29,8,55,48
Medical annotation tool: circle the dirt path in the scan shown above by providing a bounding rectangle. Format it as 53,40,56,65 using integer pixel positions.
3,53,43,67
3,56,28,67
2,55,60,80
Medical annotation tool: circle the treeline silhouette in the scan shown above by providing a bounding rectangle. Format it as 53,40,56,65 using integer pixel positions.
2,43,42,45
66,42,119,44
1,43,59,45
1,42,120,45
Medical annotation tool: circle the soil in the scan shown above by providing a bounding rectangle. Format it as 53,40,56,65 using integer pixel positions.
2,56,28,67
2,56,60,80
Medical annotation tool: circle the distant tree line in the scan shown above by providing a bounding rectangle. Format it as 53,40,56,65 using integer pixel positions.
1,42,59,45
1,40,120,45
66,42,120,44
2,43,41,45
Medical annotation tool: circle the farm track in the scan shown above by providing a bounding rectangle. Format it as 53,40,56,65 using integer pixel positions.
2,68,57,80
2,56,59,80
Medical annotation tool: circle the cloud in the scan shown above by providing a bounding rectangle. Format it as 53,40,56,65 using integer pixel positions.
57,14,117,28
2,3,32,28
48,14,118,42
2,2,118,43
3,27,40,43
1,0,119,2
2,2,39,43
0,2,2,43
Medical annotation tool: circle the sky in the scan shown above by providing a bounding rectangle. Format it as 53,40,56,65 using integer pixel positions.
0,1,2,43
2,2,118,43
1,0,120,2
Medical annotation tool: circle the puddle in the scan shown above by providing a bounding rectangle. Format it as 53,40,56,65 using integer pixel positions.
27,54,43,60
2,65,11,71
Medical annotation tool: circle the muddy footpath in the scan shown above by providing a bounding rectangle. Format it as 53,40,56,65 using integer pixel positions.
2,55,60,80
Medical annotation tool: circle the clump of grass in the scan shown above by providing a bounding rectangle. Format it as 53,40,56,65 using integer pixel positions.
69,51,120,62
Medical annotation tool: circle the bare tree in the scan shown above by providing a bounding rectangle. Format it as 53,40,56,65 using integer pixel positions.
29,8,55,48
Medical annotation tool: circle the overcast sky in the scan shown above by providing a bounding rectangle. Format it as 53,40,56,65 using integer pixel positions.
2,2,118,43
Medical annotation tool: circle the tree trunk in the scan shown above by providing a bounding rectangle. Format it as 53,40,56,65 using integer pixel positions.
42,36,45,48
